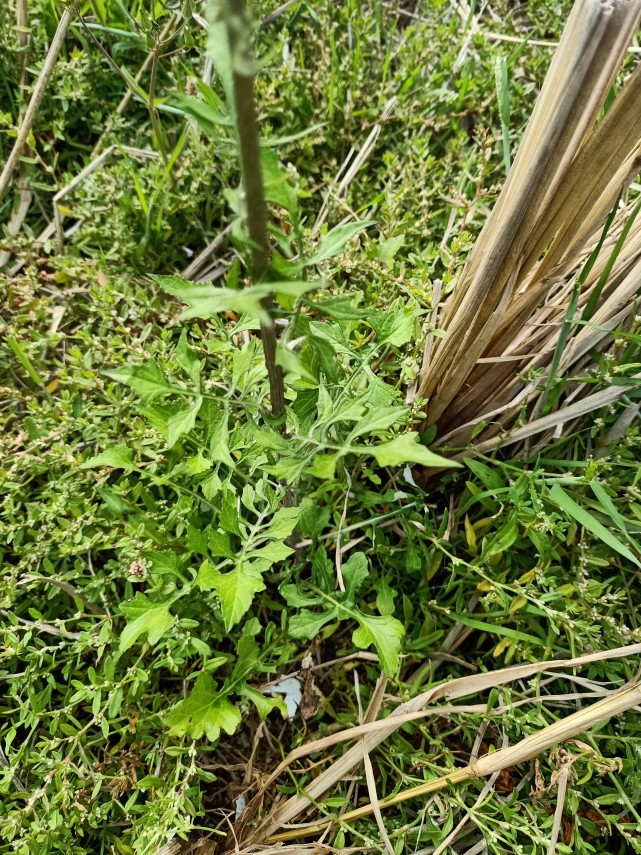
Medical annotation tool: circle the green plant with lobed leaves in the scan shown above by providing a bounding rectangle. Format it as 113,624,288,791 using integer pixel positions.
81,0,459,723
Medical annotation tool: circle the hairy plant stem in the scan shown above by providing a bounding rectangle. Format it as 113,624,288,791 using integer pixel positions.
228,0,285,420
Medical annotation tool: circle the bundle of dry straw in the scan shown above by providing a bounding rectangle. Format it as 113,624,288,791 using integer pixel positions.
416,0,641,452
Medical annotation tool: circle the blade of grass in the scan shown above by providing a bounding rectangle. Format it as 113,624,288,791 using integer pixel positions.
590,481,641,553
539,191,622,414
494,55,511,175
5,334,44,387
583,193,641,321
548,482,641,567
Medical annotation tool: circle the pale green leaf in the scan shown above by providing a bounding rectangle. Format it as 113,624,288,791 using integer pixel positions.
355,432,458,468
240,684,287,719
209,529,234,559
465,459,507,492
205,5,234,107
249,541,293,563
481,518,518,561
197,562,265,629
241,484,256,513
308,321,352,354
370,307,415,347
374,578,397,616
81,445,135,471
306,452,340,480
266,456,307,483
347,406,409,440
309,294,367,320
280,584,323,608
171,92,232,136
202,403,234,468
276,344,317,384
342,552,369,599
260,506,302,540
187,452,213,475
323,396,368,427
262,148,297,214
176,330,202,389
251,425,290,453
309,220,375,265
377,235,405,267
119,593,174,652
166,671,241,741
167,397,202,448
152,276,321,320
104,360,173,402
352,613,404,675
289,608,338,639
220,489,241,535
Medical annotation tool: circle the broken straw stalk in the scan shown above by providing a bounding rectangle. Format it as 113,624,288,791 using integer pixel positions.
270,679,641,842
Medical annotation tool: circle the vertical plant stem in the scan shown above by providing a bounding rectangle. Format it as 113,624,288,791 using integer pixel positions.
147,45,167,161
228,0,285,418
0,6,74,203
16,0,30,92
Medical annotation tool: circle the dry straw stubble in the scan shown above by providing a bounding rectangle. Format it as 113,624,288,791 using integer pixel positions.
417,0,641,450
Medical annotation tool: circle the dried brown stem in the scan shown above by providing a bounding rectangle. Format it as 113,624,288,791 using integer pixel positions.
0,6,74,203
